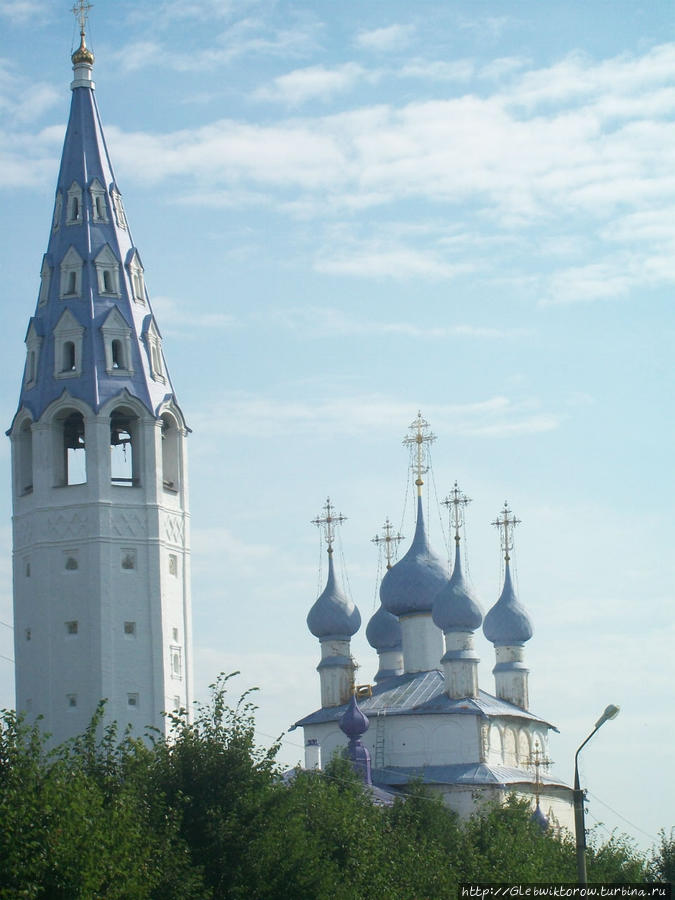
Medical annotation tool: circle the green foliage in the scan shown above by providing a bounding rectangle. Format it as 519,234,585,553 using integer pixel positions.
650,828,675,884
0,676,661,898
586,827,650,883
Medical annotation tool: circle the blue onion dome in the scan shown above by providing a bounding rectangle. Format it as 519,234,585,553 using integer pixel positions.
531,801,549,831
380,496,450,617
307,551,361,640
432,541,483,633
339,694,369,739
483,561,533,645
366,603,402,652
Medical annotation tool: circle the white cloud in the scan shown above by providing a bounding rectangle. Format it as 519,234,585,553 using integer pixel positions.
314,244,470,280
253,63,368,105
355,24,414,53
399,58,475,82
0,0,47,25
151,295,237,336
270,306,528,340
191,392,562,441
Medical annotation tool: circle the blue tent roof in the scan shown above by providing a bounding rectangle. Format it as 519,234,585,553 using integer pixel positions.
12,46,180,427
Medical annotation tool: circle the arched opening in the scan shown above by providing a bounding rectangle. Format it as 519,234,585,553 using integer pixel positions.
161,413,180,492
17,420,33,495
111,339,123,369
71,196,79,220
103,270,112,293
95,195,104,219
133,271,143,300
26,350,36,384
62,341,76,372
58,411,86,486
110,407,139,486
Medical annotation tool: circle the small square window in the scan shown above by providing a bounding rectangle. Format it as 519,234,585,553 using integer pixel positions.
66,620,78,635
127,693,138,707
121,550,136,570
67,693,77,708
168,554,177,576
65,555,79,571
124,621,136,636
25,627,31,641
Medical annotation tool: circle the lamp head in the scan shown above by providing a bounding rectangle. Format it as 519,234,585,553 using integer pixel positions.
595,704,620,729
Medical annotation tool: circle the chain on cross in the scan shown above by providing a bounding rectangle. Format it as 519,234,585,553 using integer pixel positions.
402,411,436,494
442,481,471,545
311,497,346,555
492,501,521,563
372,517,404,570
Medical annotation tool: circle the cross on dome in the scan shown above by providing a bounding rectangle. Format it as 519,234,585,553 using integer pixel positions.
402,411,435,495
311,497,346,555
527,737,552,803
72,0,92,34
492,501,521,563
442,481,471,545
371,517,404,570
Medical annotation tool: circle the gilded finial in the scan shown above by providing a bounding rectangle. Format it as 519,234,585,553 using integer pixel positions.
402,411,435,496
492,501,521,564
372,517,404,569
71,1,94,65
312,497,346,555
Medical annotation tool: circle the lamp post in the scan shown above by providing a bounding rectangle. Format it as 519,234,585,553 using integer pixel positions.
574,704,620,885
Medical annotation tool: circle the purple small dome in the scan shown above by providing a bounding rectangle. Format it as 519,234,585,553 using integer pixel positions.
307,552,361,640
432,541,483,633
366,603,402,652
380,496,449,617
483,562,533,645
339,694,369,739
531,801,549,831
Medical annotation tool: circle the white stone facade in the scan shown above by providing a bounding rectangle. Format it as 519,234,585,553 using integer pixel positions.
11,394,192,744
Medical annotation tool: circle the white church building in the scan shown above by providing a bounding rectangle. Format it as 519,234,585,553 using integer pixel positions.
9,18,192,745
295,413,575,832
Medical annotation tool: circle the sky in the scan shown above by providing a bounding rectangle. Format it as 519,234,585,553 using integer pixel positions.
0,0,673,852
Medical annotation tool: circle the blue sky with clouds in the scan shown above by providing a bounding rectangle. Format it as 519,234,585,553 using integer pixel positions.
0,0,673,849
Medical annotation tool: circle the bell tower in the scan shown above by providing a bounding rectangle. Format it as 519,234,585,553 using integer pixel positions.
8,7,193,744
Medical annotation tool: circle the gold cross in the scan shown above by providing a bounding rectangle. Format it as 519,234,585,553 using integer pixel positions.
311,497,346,555
402,411,435,494
442,481,471,544
492,501,521,563
372,517,404,569
72,0,93,35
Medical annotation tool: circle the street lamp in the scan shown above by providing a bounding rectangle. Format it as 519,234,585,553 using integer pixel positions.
574,704,620,885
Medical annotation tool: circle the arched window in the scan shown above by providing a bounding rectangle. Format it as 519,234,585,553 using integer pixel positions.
62,341,76,372
56,410,86,486
103,270,112,293
110,408,139,486
95,196,104,219
161,413,180,492
111,340,123,369
17,420,33,495
71,196,79,220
